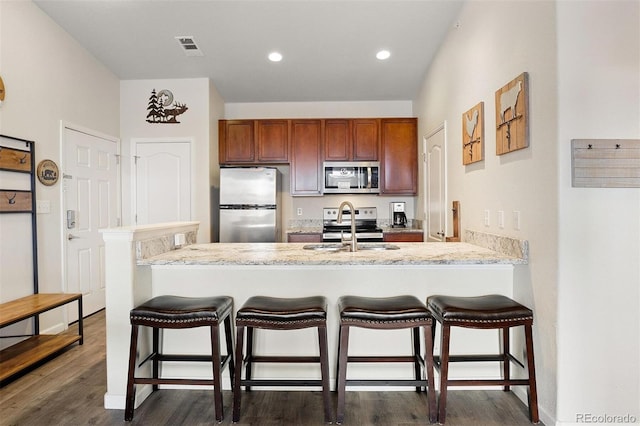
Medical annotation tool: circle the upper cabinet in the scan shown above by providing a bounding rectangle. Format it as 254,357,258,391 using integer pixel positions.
290,119,323,196
324,119,378,161
380,118,418,195
219,120,255,164
219,117,417,196
219,120,289,164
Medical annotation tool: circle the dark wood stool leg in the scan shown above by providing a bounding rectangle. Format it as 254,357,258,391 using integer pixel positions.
152,327,160,391
502,326,511,392
424,324,437,424
232,324,245,422
525,324,539,423
245,326,254,392
336,324,350,425
210,324,224,423
438,324,451,424
412,327,422,392
224,314,235,387
318,325,333,423
124,324,139,421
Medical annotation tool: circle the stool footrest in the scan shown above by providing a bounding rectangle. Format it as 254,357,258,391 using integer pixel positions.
348,355,424,363
241,379,323,387
246,355,320,363
135,377,216,386
156,354,231,363
445,378,531,387
434,353,525,368
346,379,427,387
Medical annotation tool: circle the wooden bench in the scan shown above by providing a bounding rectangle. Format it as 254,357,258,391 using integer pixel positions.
0,293,83,383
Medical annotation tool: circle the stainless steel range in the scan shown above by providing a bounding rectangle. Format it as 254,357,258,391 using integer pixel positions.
322,206,383,242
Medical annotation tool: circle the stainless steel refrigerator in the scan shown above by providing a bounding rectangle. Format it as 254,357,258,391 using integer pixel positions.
219,167,281,242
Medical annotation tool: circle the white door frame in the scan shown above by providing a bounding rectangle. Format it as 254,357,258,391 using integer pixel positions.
423,122,447,242
131,137,194,226
60,121,121,308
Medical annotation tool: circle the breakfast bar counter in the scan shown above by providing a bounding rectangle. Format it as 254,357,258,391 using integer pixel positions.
101,222,528,411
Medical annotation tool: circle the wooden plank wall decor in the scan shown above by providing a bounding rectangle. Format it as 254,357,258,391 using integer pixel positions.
495,72,529,155
0,146,32,173
0,190,32,212
571,139,640,188
462,102,484,165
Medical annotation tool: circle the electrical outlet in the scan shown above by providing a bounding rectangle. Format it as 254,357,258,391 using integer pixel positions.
484,209,490,227
513,210,521,230
297,208,303,216
497,210,505,229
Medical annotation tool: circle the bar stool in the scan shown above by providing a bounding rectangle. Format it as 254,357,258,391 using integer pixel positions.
232,295,332,423
124,295,234,423
426,294,539,424
336,295,436,424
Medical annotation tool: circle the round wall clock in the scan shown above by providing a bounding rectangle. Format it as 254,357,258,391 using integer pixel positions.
37,159,59,186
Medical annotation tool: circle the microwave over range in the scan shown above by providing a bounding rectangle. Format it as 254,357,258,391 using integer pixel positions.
322,161,380,194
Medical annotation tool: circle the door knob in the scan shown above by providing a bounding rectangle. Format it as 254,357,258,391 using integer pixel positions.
67,234,80,240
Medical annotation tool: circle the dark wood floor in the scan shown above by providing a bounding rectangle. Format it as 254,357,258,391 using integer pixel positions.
1,310,540,425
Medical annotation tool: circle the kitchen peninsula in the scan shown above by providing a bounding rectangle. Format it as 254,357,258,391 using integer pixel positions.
101,222,528,411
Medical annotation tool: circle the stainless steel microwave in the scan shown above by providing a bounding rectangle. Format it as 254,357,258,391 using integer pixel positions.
322,161,380,194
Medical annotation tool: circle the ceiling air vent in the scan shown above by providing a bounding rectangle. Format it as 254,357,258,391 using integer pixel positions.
175,36,203,57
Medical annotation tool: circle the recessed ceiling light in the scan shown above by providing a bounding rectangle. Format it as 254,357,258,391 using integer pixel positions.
268,52,283,62
376,50,391,60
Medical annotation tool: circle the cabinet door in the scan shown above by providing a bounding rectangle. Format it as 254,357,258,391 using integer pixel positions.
291,120,323,196
352,119,379,161
384,232,423,242
380,118,418,195
219,120,255,164
324,119,350,161
257,120,289,163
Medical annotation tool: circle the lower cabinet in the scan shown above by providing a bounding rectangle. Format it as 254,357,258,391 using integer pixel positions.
384,232,424,242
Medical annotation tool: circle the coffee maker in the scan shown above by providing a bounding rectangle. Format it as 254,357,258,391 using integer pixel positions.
390,202,407,228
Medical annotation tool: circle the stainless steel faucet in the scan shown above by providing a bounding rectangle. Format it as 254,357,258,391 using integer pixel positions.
337,201,357,252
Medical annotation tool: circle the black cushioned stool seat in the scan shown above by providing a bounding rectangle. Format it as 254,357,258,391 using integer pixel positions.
336,295,436,424
427,294,539,424
232,295,332,423
124,295,234,423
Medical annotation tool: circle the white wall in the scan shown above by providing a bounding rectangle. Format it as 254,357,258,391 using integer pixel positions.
556,1,640,424
120,78,224,243
0,1,119,335
415,1,640,425
413,1,559,423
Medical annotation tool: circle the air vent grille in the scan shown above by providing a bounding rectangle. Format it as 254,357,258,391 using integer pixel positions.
175,36,203,57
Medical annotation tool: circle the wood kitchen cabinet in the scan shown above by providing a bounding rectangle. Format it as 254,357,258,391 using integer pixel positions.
324,119,378,161
384,232,424,242
219,120,255,163
380,118,418,195
257,120,289,163
219,119,289,164
290,119,323,195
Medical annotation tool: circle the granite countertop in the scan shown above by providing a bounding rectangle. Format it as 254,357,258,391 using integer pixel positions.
138,241,526,266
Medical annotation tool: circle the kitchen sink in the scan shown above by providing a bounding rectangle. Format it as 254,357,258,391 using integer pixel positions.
302,243,400,252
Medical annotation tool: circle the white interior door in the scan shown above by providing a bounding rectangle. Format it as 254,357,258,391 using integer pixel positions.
424,123,447,242
63,126,119,319
134,140,191,225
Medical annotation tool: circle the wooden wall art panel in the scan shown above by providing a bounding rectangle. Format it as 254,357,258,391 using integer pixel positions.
462,102,484,165
0,146,32,172
0,190,32,212
571,139,640,188
495,72,529,155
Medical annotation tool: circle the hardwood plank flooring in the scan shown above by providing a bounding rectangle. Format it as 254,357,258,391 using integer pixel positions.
0,310,541,425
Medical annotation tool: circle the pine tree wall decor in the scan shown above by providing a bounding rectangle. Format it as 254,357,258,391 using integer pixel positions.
146,89,188,124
